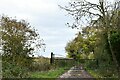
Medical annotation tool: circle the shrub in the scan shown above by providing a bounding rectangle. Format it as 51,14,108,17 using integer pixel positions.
2,61,30,78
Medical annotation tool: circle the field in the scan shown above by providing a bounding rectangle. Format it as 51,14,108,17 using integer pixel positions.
29,57,73,78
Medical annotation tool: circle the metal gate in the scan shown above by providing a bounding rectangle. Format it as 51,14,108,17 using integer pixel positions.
50,52,98,69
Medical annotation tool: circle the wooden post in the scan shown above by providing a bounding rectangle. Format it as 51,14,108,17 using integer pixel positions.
50,52,54,64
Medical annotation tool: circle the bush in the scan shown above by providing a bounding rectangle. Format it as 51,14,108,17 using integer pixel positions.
84,60,98,70
2,61,30,78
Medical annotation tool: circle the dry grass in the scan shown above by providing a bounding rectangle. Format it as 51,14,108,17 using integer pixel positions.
29,56,51,71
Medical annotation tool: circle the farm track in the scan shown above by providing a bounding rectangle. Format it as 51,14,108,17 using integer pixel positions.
58,65,96,80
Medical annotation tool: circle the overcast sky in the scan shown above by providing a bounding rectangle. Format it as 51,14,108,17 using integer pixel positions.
0,0,114,58
0,0,80,58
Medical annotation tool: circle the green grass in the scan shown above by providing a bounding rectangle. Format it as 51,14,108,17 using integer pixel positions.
87,68,118,79
84,61,119,79
87,69,101,78
30,67,68,78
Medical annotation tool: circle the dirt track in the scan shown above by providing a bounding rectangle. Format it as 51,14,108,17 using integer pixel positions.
58,65,96,80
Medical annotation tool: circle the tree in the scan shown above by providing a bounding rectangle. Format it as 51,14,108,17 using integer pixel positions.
65,28,97,59
61,0,120,77
0,16,45,78
65,32,85,59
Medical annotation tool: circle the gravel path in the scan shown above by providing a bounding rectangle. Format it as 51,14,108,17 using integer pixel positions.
58,65,96,80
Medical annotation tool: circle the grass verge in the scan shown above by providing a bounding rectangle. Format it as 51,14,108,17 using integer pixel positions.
86,68,118,79
30,67,69,78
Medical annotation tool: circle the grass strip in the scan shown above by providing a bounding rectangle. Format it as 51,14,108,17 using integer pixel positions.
30,67,68,78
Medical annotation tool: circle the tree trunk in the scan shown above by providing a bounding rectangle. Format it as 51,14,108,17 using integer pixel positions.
107,31,120,78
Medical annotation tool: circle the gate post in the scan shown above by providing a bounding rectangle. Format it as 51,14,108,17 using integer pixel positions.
50,52,54,64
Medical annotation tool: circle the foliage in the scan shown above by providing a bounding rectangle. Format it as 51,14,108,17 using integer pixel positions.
87,62,118,78
0,15,45,78
62,0,120,78
110,31,120,66
65,27,97,59
2,61,30,78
